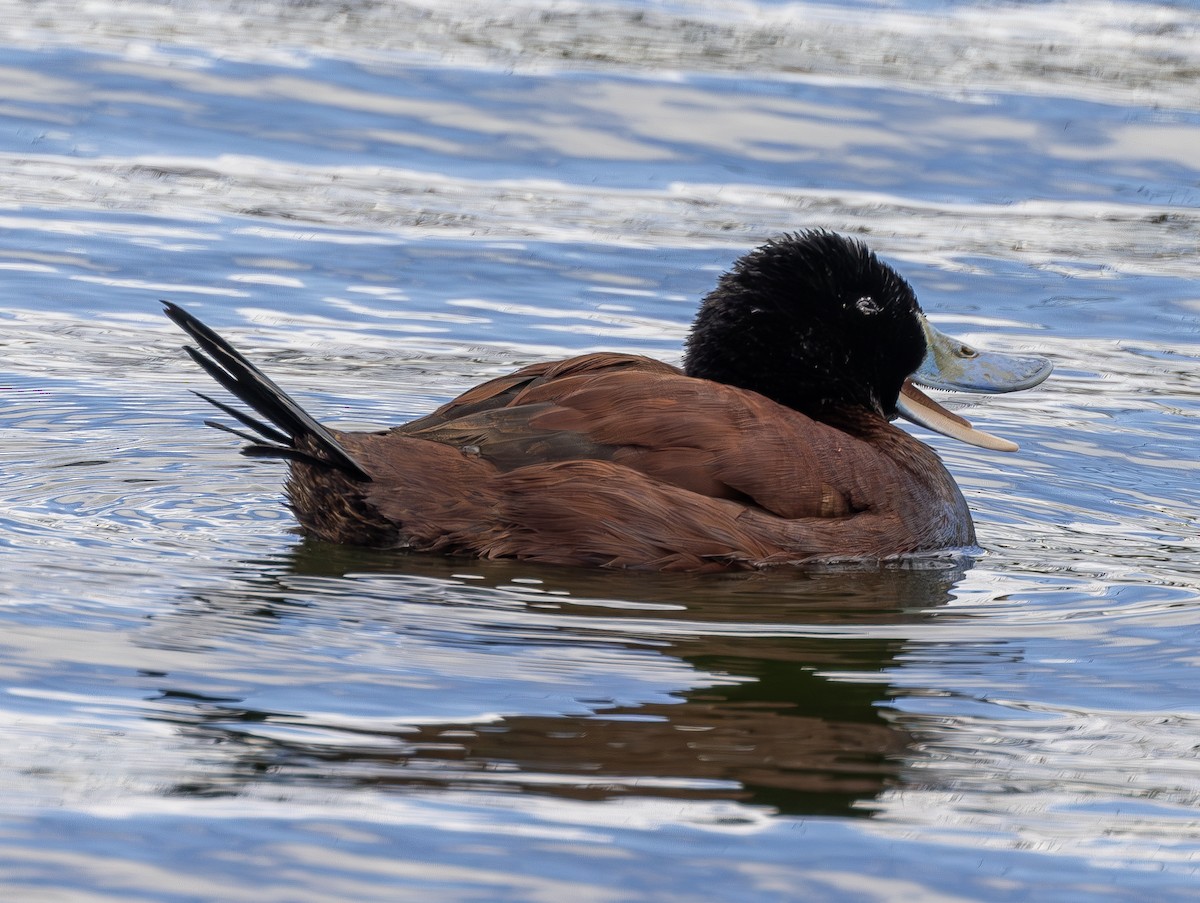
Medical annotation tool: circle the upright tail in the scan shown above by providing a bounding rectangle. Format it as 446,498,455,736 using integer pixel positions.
163,301,372,482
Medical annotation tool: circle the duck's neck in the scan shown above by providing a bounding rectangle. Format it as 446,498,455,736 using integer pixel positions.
830,405,968,492
805,403,892,441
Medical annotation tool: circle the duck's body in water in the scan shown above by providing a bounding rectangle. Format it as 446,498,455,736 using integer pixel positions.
165,230,1050,572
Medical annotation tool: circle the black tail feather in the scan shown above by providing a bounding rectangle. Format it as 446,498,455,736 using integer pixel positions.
201,419,331,473
194,390,291,446
204,417,271,445
164,301,372,482
241,444,338,469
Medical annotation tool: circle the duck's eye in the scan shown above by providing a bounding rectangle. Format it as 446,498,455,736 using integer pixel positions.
855,296,880,315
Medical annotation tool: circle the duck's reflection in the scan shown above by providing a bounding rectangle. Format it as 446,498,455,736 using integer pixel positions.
146,544,972,817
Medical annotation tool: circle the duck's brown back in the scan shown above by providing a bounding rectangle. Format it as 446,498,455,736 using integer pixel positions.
289,353,973,571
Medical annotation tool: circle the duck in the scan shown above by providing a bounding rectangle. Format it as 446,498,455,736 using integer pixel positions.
164,230,1050,572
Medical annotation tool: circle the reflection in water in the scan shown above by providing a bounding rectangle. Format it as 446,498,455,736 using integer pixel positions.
141,544,971,818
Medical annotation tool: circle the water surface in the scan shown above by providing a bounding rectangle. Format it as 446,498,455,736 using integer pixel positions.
2,0,1200,900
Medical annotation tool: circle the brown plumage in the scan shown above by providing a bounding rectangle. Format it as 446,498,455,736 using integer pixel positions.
164,231,1049,572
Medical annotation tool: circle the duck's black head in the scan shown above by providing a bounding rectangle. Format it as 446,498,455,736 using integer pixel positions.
683,231,925,423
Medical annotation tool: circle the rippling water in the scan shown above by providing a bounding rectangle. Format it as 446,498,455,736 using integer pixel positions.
2,0,1199,899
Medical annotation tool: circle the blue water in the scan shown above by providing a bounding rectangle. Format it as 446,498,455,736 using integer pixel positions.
2,0,1200,900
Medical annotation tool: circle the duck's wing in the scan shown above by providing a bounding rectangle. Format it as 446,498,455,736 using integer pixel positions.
398,354,888,521
400,352,678,430
517,367,879,520
396,353,684,472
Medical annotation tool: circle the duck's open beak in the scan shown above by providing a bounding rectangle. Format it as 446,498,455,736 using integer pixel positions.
895,316,1053,452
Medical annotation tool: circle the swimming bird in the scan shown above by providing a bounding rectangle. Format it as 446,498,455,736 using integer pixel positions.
164,230,1050,572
